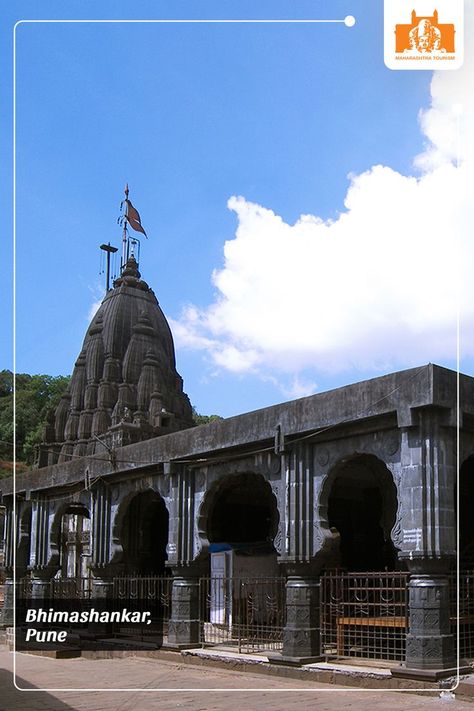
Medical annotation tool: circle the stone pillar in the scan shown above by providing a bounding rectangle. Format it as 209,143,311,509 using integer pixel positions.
1,502,14,626
30,570,54,600
279,575,321,664
1,579,15,626
405,562,454,672
86,568,115,639
89,482,116,601
268,443,323,665
91,482,111,571
167,464,200,568
167,575,201,649
90,571,114,600
392,408,460,678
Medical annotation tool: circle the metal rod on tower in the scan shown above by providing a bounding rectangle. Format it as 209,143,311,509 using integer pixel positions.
122,182,130,271
100,242,118,291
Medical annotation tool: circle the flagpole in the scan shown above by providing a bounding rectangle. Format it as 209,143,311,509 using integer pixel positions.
119,184,147,271
122,183,129,271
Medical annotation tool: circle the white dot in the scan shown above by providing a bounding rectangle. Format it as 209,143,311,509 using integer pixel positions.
344,15,356,27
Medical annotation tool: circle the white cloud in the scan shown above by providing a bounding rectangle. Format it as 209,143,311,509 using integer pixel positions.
280,376,318,400
174,3,474,386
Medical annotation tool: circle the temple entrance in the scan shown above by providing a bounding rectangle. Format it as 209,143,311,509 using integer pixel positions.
321,455,404,662
201,472,280,648
326,454,398,572
121,491,169,575
59,504,91,579
207,471,278,547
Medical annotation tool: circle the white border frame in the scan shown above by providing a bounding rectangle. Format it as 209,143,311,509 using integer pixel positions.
11,15,461,696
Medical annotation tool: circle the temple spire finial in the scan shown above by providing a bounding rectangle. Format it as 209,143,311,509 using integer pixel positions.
118,184,148,273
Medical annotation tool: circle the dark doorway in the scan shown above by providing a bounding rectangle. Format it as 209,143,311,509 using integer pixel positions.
460,456,474,567
122,491,169,574
17,505,32,574
327,455,398,572
207,472,278,546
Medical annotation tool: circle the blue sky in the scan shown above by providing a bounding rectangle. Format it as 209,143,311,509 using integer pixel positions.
1,1,473,417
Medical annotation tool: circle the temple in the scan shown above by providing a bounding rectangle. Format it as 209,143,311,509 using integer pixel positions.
38,254,194,467
1,223,473,681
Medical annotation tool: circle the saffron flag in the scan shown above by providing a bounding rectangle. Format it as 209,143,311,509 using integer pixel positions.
125,199,147,237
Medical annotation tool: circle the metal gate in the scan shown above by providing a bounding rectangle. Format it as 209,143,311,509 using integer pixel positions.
320,571,409,662
200,576,285,653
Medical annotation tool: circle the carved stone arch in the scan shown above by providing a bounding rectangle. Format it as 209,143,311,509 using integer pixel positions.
197,470,280,553
111,485,169,574
49,498,91,577
317,453,399,572
50,498,90,549
110,484,162,547
384,461,403,551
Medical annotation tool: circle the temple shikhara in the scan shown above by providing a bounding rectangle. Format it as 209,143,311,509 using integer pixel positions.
1,189,473,683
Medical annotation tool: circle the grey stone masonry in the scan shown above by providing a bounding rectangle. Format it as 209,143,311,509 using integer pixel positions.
398,409,456,562
91,483,112,569
281,575,321,662
1,579,14,625
3,364,473,501
2,363,474,675
405,563,455,670
167,576,201,648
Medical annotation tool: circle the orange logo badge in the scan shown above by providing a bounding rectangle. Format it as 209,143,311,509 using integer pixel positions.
384,1,463,70
396,10,454,55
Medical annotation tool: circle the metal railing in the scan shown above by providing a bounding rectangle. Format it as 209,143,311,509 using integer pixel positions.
200,576,285,653
17,576,92,599
50,576,92,599
320,570,409,662
112,575,172,640
450,570,474,661
14,570,435,664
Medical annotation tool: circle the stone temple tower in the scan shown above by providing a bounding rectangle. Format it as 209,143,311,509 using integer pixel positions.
38,253,194,467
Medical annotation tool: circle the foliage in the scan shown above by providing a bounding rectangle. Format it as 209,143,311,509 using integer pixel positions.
191,407,223,426
0,370,70,472
0,371,220,476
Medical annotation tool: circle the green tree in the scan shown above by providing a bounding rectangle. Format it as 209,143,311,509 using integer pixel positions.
191,406,223,426
0,372,221,477
0,370,70,473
